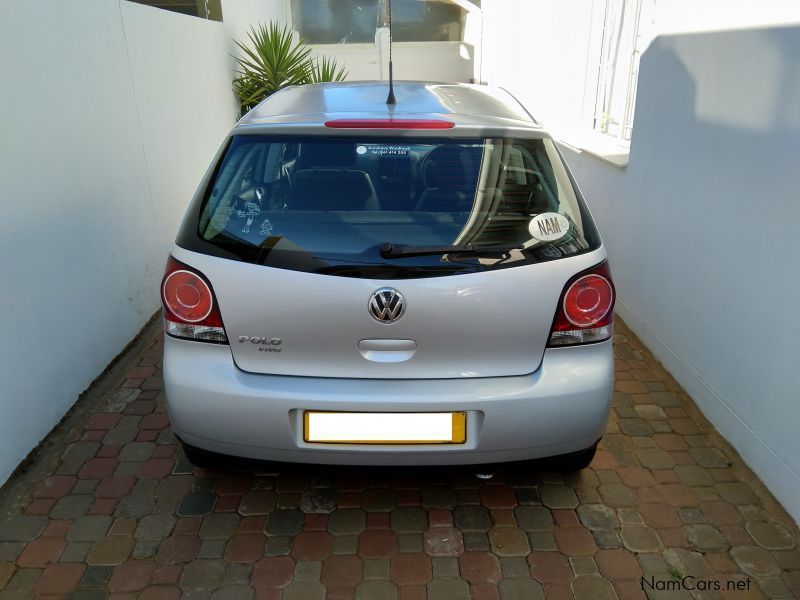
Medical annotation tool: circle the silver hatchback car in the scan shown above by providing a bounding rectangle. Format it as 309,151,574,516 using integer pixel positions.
162,81,614,470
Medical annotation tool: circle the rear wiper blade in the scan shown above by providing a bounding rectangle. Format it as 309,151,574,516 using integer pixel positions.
380,242,523,258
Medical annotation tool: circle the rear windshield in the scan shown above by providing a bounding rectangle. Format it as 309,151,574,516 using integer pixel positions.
177,135,600,278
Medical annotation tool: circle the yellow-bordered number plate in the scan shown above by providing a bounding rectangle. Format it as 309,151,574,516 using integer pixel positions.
303,411,466,445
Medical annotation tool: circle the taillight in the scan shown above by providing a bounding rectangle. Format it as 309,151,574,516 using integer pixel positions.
161,256,227,344
548,261,615,347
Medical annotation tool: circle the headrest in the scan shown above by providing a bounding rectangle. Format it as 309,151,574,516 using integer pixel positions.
297,142,357,169
422,145,476,190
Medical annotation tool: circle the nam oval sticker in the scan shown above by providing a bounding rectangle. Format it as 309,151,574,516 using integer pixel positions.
529,212,570,242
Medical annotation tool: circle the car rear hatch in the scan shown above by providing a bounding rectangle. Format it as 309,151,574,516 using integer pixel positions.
173,132,605,379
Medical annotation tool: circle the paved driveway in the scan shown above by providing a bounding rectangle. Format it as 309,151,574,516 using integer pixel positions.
0,320,797,599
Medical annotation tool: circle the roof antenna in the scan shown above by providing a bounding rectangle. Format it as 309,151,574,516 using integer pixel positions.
386,0,396,105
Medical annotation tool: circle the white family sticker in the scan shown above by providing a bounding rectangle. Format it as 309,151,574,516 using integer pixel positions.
529,212,570,242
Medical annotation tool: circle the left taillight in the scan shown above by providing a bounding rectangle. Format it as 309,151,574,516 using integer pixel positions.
161,256,228,344
547,261,615,347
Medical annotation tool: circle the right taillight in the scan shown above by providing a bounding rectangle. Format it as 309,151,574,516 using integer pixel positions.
161,256,228,344
548,261,615,347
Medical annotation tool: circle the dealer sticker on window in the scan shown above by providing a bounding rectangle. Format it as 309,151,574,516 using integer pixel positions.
357,144,410,156
529,212,570,242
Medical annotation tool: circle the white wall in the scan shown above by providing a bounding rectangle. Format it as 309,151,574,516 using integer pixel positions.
0,0,237,483
562,25,800,521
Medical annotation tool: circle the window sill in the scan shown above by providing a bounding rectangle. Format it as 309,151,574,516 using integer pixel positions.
557,131,630,168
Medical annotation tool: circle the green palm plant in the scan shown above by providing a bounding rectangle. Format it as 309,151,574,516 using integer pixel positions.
307,56,348,84
232,22,347,115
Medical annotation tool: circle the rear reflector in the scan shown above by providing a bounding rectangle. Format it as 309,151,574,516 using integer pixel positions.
324,119,455,129
548,261,615,347
161,256,228,344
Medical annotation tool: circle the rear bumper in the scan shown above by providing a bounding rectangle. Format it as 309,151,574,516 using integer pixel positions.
163,336,613,466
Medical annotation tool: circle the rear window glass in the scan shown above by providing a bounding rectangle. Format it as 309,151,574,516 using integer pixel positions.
178,136,600,278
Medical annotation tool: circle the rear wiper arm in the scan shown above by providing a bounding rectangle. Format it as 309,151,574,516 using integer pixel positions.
380,242,523,258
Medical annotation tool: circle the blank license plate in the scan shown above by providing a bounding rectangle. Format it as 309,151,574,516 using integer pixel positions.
303,411,466,444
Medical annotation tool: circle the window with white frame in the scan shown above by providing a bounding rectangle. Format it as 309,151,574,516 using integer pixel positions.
290,0,477,44
591,0,656,141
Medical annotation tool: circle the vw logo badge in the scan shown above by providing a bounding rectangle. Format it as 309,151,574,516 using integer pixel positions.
368,288,406,324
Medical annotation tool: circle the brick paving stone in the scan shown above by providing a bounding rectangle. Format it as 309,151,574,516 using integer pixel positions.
355,580,396,600
689,447,731,468
390,553,431,585
322,554,362,589
595,548,642,579
363,557,390,579
426,577,471,600
745,521,795,550
576,504,619,530
528,531,557,551
498,577,544,600
197,514,237,540
299,488,336,514
488,527,530,556
265,535,293,556
618,418,653,436
358,530,398,558
154,535,200,565
684,523,729,551
539,486,578,509
16,537,65,568
62,541,93,562
251,556,294,589
391,507,428,533
527,552,572,583
423,527,464,557
0,563,15,589
117,442,155,463
730,545,781,578
459,551,502,584
620,525,663,553
33,562,85,594
277,580,324,600
211,584,254,600
479,486,518,509
179,559,226,592
553,527,597,556
599,483,637,507
86,535,134,566
224,534,266,563
264,509,304,536
499,556,529,578
421,486,457,510
514,506,553,531
397,533,422,553
49,495,95,520
34,476,77,499
571,574,617,600
67,516,112,542
132,515,175,542
176,492,216,517
78,564,113,589
617,466,657,488
115,480,157,519
716,482,761,506
463,531,491,551
653,483,699,507
291,531,333,561
636,448,676,470
108,560,155,592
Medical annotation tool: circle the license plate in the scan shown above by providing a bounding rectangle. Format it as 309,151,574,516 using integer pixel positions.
303,411,467,444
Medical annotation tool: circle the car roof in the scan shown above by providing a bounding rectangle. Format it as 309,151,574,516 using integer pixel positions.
235,81,544,135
